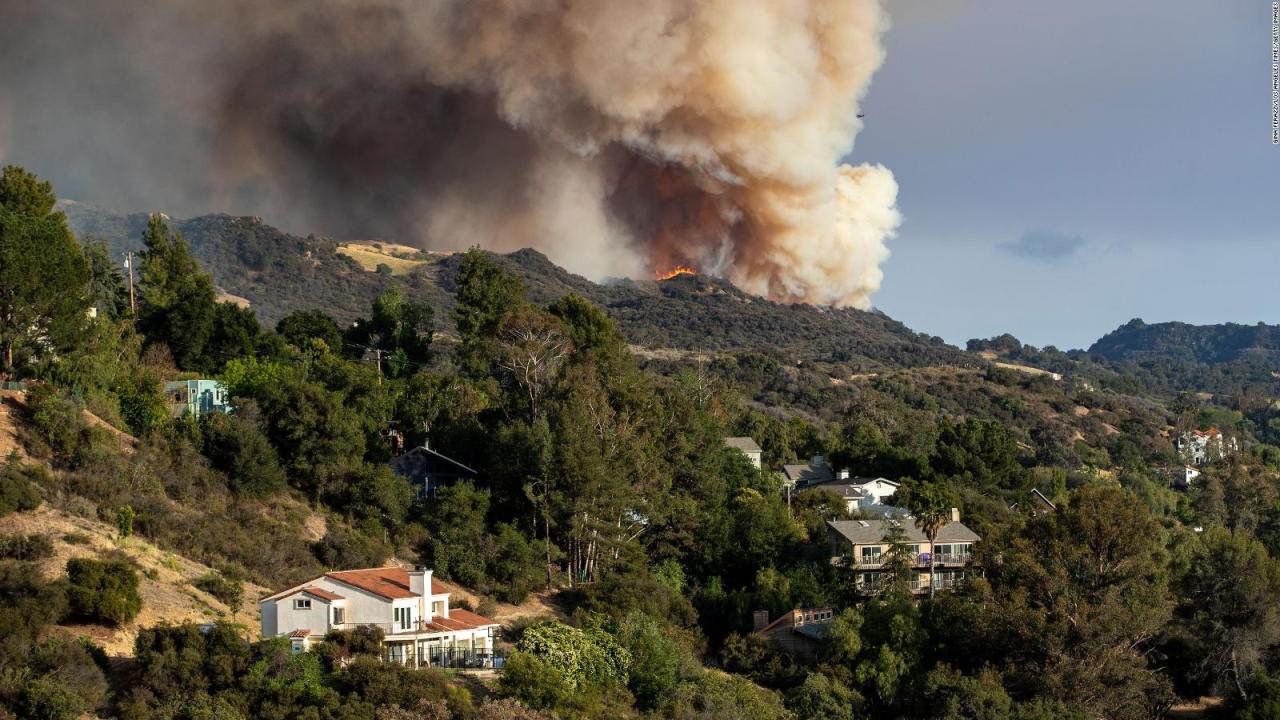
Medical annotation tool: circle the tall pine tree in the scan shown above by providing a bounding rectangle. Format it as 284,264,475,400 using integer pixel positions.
0,166,90,376
136,214,217,370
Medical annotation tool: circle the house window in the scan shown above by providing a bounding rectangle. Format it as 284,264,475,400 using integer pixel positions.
387,643,406,664
394,607,412,631
431,601,443,616
293,598,311,610
860,546,882,564
333,607,345,625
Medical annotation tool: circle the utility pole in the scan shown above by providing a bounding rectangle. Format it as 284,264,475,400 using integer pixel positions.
124,252,137,315
350,342,387,385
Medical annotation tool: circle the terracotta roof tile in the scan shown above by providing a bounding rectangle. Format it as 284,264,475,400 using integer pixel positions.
301,587,344,602
288,629,311,638
325,568,416,599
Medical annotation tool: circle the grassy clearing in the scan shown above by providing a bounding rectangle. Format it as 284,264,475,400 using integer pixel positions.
337,242,429,275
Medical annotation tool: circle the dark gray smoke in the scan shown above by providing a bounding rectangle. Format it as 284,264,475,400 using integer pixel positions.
0,0,899,306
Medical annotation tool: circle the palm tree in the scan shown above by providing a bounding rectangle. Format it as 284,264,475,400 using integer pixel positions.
907,482,956,598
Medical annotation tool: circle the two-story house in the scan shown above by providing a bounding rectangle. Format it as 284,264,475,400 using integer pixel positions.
793,474,903,515
164,379,232,418
1177,428,1239,466
827,511,980,594
260,566,501,668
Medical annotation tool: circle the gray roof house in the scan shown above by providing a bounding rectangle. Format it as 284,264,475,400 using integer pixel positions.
827,511,982,595
781,454,836,486
724,437,763,469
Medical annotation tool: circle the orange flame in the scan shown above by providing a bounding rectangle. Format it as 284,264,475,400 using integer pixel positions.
656,265,696,281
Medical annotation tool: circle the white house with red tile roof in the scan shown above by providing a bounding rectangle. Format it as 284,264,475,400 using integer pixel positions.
260,566,501,667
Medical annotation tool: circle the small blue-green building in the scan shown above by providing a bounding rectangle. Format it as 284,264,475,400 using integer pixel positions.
164,379,233,418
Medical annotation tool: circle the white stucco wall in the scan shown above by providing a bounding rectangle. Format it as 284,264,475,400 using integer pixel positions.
271,594,333,637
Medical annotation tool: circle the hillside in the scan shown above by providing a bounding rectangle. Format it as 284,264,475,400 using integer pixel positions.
5,506,269,655
1090,318,1280,364
62,201,970,373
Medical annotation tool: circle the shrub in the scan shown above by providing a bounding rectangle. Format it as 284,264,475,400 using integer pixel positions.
0,533,53,561
497,652,572,711
0,560,67,665
194,571,244,614
65,558,142,626
198,412,286,497
0,461,40,516
515,622,631,690
116,504,134,540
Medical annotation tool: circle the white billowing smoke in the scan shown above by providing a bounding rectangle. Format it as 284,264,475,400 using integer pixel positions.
402,0,901,307
1,0,901,307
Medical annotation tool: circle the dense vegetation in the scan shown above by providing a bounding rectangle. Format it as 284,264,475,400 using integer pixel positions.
3,167,1280,718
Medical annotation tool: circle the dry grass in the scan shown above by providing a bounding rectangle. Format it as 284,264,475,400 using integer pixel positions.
6,506,271,655
0,391,28,461
337,243,429,275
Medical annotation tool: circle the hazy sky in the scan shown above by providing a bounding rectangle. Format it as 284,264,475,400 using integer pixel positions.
856,1,1278,349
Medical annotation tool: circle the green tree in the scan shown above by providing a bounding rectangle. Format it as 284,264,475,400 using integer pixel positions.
360,286,433,378
137,214,217,370
1184,527,1280,701
257,377,366,496
611,611,698,710
116,504,135,540
785,672,859,720
198,410,287,497
453,248,524,372
419,481,490,588
277,309,344,353
65,558,142,626
880,520,915,594
0,166,90,376
547,293,625,355
515,621,631,690
81,238,129,319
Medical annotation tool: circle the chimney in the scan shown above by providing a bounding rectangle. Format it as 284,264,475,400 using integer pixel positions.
812,454,824,468
409,565,429,597
950,507,960,523
837,469,850,481
752,610,770,631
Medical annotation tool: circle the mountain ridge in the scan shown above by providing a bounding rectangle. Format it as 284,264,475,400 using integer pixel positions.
61,200,972,373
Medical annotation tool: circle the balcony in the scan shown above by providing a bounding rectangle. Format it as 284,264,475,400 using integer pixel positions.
384,647,507,670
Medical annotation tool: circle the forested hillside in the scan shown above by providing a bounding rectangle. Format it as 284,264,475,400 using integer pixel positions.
61,201,969,374
4,169,1280,719
1091,318,1280,364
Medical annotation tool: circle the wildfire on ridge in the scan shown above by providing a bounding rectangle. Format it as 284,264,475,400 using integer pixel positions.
656,265,697,281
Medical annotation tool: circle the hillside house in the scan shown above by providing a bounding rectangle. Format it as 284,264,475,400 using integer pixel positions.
1173,466,1201,489
724,437,763,469
827,512,980,595
164,379,232,418
1177,428,1238,465
781,454,835,487
1009,488,1057,516
752,607,835,659
795,475,903,515
390,443,479,499
260,566,501,668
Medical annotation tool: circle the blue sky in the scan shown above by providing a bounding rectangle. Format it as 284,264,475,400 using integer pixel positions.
855,1,1278,349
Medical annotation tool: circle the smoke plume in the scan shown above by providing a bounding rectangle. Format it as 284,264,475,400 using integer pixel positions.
0,0,899,308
